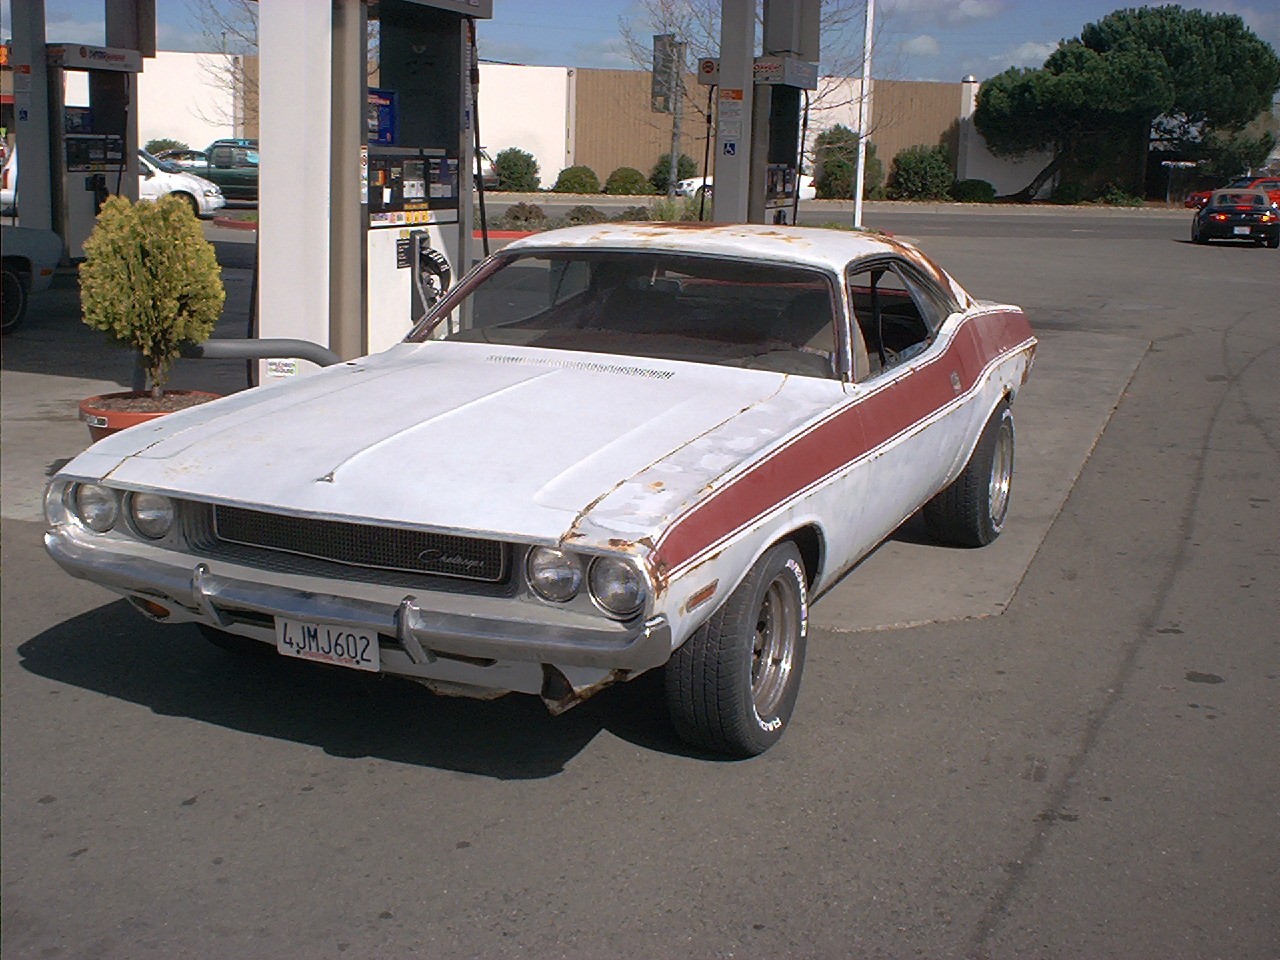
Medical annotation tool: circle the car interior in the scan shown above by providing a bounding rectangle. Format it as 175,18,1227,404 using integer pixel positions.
846,260,952,380
441,252,840,379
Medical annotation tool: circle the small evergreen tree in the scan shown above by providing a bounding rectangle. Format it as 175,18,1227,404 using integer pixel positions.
649,152,698,193
887,145,955,200
494,147,540,192
813,125,882,199
552,165,601,193
604,167,654,195
79,195,224,398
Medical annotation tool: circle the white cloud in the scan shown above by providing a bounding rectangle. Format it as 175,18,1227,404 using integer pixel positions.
883,0,1003,23
904,35,942,57
989,41,1056,68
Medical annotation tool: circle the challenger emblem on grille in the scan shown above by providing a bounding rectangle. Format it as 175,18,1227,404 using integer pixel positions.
417,549,485,572
211,505,507,582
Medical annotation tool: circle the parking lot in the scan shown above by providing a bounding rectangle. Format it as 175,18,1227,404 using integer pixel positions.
2,203,1277,958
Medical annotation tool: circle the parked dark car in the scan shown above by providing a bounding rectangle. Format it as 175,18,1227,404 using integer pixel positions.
158,139,258,201
1191,189,1280,247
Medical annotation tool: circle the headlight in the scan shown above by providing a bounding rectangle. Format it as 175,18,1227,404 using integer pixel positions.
72,483,120,532
204,186,221,197
129,492,175,539
526,547,583,602
588,557,647,619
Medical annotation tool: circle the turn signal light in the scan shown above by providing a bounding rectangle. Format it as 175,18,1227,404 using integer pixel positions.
129,597,171,620
1210,213,1229,221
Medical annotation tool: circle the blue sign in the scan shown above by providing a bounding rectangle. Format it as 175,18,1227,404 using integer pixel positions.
367,88,398,146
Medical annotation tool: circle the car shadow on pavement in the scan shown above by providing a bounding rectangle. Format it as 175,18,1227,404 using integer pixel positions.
16,598,704,778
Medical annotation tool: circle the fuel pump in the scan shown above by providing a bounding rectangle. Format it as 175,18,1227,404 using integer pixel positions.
45,43,141,257
364,0,477,353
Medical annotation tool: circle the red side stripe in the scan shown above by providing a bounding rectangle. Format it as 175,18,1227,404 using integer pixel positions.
652,310,1033,574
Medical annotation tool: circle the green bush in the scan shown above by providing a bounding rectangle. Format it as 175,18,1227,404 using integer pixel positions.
649,152,698,193
494,147,540,192
564,205,609,225
144,138,188,155
646,196,707,222
497,201,546,228
611,205,653,222
79,194,224,397
552,165,601,194
814,125,882,199
604,166,654,195
887,145,955,200
1098,183,1145,207
1050,180,1087,204
951,178,997,202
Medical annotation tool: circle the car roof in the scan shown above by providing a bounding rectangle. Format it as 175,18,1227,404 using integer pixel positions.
506,222,925,273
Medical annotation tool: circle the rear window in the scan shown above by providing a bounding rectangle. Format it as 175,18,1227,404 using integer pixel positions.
1211,192,1266,207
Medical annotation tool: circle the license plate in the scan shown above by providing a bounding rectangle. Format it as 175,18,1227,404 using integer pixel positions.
275,618,380,672
1233,226,1250,235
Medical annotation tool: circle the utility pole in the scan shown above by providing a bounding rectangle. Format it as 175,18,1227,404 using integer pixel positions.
667,39,684,199
853,0,875,228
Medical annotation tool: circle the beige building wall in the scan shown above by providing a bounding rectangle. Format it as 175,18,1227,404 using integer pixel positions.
865,79,964,164
573,69,713,184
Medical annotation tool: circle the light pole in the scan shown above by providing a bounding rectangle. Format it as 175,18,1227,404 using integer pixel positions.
853,0,874,228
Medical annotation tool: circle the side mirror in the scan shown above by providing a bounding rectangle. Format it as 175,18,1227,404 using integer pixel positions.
142,167,155,179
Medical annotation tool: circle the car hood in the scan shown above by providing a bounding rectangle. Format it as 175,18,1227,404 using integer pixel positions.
74,341,828,548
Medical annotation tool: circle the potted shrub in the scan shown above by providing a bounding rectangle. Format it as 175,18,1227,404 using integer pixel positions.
78,193,225,440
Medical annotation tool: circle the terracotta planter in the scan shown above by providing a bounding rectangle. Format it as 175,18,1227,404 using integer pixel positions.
79,390,221,442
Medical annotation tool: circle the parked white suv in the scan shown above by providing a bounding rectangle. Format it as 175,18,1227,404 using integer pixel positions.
138,149,225,218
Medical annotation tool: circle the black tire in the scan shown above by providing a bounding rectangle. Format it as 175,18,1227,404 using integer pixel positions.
1191,222,1206,244
177,192,201,219
664,541,808,757
196,623,269,656
1,265,28,335
1267,234,1279,249
924,401,1015,548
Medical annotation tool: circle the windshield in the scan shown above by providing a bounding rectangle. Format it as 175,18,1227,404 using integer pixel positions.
411,250,840,378
139,149,180,174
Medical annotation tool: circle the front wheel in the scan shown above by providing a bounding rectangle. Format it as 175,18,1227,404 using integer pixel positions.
664,541,808,757
924,401,1015,547
1,265,28,335
177,192,202,219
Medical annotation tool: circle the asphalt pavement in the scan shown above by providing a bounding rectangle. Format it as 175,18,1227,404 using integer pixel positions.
2,203,1276,959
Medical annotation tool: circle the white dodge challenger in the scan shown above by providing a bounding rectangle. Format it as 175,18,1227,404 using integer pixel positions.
45,223,1035,756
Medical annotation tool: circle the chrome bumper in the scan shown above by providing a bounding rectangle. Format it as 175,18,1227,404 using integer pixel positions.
45,529,672,672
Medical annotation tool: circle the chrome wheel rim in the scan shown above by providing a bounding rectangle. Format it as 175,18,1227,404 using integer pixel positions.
751,576,800,719
989,418,1014,530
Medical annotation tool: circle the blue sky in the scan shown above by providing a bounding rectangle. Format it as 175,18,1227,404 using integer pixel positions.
6,1,1279,83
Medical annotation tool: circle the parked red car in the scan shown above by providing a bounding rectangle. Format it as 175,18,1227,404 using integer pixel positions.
1184,176,1280,209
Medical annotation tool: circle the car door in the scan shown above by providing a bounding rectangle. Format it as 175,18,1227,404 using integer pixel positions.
842,256,964,543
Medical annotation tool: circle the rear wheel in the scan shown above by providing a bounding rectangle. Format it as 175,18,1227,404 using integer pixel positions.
1,265,28,335
664,541,808,757
1191,221,1207,244
1267,234,1279,249
924,402,1014,547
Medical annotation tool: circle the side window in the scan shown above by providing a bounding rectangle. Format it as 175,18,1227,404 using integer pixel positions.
847,260,951,380
210,147,232,168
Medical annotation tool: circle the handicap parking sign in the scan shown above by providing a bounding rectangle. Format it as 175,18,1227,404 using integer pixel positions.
722,142,737,156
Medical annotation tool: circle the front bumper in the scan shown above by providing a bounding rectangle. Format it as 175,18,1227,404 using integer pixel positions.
45,527,673,675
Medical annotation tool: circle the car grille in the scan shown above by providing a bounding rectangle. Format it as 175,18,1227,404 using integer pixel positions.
209,505,508,583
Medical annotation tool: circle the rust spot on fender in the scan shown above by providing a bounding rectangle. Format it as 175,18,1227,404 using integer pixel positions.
648,480,665,491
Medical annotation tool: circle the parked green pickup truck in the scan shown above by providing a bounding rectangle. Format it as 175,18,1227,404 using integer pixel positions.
158,139,258,201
